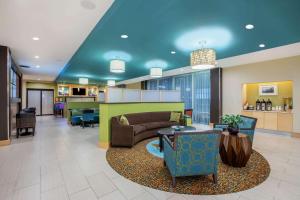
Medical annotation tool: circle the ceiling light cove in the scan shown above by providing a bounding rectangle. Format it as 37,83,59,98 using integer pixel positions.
103,50,132,62
245,24,254,30
175,27,232,52
145,59,168,69
121,34,128,39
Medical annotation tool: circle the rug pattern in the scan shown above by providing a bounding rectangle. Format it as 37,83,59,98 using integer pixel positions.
106,138,270,195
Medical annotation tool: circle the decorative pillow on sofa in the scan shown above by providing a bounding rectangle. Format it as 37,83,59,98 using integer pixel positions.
120,115,129,125
169,112,181,123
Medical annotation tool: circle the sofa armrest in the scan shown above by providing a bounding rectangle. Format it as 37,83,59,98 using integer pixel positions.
163,135,175,150
163,135,177,176
111,117,134,147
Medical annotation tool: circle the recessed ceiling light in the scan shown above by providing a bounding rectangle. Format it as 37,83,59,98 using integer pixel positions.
171,51,176,54
37,78,41,80
121,34,128,39
259,44,266,48
245,24,254,30
36,65,40,68
34,55,39,59
32,37,40,41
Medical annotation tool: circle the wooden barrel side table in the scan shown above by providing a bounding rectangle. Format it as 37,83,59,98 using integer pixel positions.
219,132,252,167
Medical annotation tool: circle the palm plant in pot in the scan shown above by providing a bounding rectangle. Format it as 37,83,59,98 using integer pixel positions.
221,114,243,135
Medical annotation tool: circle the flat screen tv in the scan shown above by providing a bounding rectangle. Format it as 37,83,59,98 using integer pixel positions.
72,88,86,96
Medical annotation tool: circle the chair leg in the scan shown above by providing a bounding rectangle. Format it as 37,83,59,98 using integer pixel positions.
33,127,35,136
213,173,218,184
17,128,19,138
163,160,166,166
171,176,176,187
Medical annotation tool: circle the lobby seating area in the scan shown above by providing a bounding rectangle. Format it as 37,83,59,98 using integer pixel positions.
70,109,99,127
111,111,184,147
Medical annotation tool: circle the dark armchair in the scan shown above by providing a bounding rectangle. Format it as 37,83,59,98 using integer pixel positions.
16,112,36,138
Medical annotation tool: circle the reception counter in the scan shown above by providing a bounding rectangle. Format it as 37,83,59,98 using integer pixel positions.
241,110,293,132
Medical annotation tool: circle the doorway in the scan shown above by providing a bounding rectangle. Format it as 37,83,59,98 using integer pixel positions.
27,89,54,116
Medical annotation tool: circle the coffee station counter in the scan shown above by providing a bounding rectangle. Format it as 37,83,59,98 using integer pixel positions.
241,110,293,132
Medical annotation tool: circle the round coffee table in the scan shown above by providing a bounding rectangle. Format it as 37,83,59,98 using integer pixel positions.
157,126,196,152
219,131,252,167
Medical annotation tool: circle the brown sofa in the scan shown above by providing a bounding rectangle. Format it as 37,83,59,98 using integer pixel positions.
111,111,183,147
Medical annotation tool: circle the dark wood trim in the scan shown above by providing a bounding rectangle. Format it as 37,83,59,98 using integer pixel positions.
0,46,9,141
27,89,54,116
210,68,222,124
141,81,148,90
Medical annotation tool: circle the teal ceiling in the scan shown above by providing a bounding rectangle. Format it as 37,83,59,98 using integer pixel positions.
56,0,300,84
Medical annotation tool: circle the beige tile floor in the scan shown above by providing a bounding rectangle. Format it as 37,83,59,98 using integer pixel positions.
0,116,299,200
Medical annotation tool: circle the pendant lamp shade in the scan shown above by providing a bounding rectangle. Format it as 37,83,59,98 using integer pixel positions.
79,77,88,85
107,80,116,87
190,48,216,70
150,67,162,78
110,59,125,73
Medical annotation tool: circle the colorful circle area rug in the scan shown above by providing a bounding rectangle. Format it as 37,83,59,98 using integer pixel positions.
106,138,270,195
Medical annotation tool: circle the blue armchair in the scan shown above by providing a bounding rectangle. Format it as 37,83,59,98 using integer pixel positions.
81,113,95,128
214,115,257,142
163,130,221,186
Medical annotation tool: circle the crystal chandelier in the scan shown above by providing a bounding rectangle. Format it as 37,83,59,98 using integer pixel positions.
190,42,216,70
110,59,125,73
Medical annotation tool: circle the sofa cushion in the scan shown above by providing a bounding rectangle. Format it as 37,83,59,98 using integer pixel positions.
133,124,147,134
169,112,181,122
125,112,171,125
120,115,129,125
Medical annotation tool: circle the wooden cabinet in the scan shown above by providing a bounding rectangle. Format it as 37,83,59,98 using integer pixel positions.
278,113,293,132
241,110,293,132
264,112,278,130
241,110,253,117
252,111,264,129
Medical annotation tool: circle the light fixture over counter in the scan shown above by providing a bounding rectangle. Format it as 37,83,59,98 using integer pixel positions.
107,80,116,87
150,67,163,78
79,77,88,85
110,59,125,73
190,48,216,70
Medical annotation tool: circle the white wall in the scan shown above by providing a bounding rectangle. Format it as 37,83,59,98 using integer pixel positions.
223,55,300,133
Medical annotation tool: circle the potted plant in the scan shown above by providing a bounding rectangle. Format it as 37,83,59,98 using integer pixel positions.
221,114,243,135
